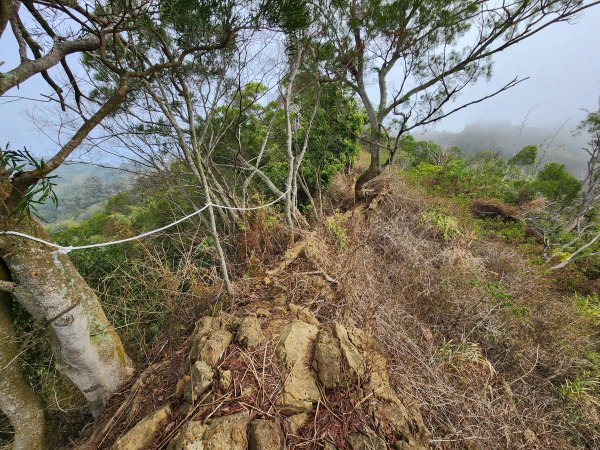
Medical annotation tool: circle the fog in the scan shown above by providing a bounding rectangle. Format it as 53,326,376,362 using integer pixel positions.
1,5,599,168
417,119,591,176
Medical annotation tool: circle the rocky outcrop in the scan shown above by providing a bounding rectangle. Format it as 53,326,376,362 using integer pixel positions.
275,320,320,415
248,419,284,450
237,316,265,350
111,405,171,450
170,412,249,450
312,330,342,389
118,303,430,449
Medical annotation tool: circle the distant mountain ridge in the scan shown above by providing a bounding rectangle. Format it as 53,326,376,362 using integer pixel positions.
36,163,127,228
417,119,590,176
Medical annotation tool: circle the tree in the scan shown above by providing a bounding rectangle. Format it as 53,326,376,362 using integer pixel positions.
534,162,581,207
314,0,600,196
0,261,45,450
0,0,246,423
509,145,538,168
565,109,600,232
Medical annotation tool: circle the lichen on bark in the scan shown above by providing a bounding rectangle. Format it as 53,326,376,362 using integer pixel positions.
0,262,45,450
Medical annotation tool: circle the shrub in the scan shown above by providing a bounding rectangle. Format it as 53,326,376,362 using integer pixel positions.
325,212,348,250
419,209,461,241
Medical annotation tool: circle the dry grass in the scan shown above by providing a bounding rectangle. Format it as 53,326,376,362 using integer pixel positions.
61,171,600,449
270,172,599,449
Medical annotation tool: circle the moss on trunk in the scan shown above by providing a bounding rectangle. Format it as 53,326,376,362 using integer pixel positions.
0,262,45,450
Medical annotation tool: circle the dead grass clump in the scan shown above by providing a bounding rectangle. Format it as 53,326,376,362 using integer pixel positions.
266,173,600,449
235,208,290,277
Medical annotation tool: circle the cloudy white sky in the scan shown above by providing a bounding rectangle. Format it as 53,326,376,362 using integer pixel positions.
437,6,600,131
1,5,599,154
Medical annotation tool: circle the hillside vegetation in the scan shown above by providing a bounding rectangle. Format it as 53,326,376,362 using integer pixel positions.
5,140,599,449
2,2,600,450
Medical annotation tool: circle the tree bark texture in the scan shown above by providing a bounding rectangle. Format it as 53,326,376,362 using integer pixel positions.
0,261,45,450
0,219,133,417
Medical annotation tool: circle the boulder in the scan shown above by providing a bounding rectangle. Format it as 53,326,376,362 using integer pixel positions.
202,412,249,450
184,361,214,403
237,317,265,350
276,367,320,414
170,420,206,450
218,369,232,391
346,431,387,450
248,419,284,450
171,412,249,450
333,323,366,380
275,321,320,414
275,321,318,369
286,413,309,434
198,329,233,367
111,405,170,450
367,352,429,449
188,317,233,367
323,440,338,450
312,330,342,389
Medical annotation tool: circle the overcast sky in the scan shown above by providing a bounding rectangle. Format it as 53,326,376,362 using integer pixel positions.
436,7,600,132
1,6,599,154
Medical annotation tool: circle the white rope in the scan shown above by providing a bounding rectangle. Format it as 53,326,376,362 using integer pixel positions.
0,190,288,254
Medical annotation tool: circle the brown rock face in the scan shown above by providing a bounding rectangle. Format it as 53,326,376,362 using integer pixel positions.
170,420,207,450
312,329,342,389
333,322,366,380
275,320,318,369
188,317,233,367
248,419,284,450
237,316,265,350
122,305,431,450
111,405,171,450
346,430,387,450
183,360,214,403
171,412,249,450
275,320,321,414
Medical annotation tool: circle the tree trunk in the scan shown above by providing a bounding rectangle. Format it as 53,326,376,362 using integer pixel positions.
0,261,45,450
355,128,382,199
0,219,133,418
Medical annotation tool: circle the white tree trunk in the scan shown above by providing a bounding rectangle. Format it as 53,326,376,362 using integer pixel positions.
0,265,45,450
0,221,133,417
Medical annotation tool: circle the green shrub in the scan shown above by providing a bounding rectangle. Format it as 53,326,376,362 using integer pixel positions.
419,209,461,240
325,212,348,250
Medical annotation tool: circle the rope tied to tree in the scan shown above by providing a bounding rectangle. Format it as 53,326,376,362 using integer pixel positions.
0,189,289,254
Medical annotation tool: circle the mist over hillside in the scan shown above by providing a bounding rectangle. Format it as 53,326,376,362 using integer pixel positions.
417,120,591,176
36,163,127,228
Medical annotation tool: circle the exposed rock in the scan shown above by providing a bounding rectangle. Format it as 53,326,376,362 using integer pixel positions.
275,321,318,369
471,198,518,222
333,322,366,380
116,307,431,450
275,320,320,414
184,361,213,403
323,440,338,450
171,412,249,450
367,352,429,449
286,412,309,434
248,419,284,450
276,367,321,414
312,330,342,389
188,317,233,367
202,412,249,450
199,329,233,367
237,316,265,350
170,420,206,450
288,303,320,327
218,369,232,391
346,431,387,450
111,405,170,450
